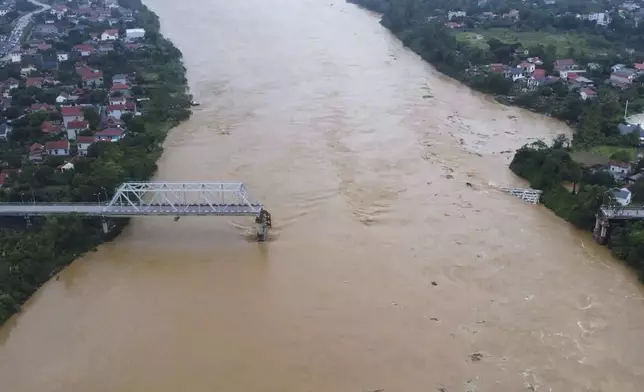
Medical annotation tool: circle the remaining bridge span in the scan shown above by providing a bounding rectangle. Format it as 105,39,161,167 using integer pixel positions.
0,182,272,240
594,205,644,244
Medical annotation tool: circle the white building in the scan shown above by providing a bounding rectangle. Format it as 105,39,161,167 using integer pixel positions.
447,11,466,20
101,29,119,41
587,12,611,26
125,28,145,40
10,52,21,64
612,188,632,206
57,52,69,62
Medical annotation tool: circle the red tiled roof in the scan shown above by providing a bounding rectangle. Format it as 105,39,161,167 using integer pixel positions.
567,73,578,80
26,77,43,87
78,68,103,80
103,29,119,36
45,140,70,150
31,103,54,111
125,101,136,110
96,128,124,137
111,83,129,91
0,169,17,186
555,59,575,66
107,104,126,111
581,88,596,96
635,63,644,70
532,69,546,78
29,143,44,153
609,160,631,168
61,106,82,116
41,121,62,133
73,44,95,52
67,120,89,129
37,43,52,51
77,136,96,143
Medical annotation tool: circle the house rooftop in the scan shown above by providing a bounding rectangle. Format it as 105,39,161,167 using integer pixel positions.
45,140,70,150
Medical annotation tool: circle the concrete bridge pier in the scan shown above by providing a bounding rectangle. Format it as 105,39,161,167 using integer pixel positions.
593,215,609,244
255,209,272,242
101,218,110,234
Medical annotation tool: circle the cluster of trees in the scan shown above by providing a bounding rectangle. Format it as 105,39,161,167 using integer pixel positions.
0,0,192,324
511,136,644,281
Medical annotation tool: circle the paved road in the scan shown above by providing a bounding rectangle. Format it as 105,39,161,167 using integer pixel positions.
0,0,50,58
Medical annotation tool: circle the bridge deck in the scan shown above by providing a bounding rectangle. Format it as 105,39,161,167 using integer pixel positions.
0,203,264,217
600,207,644,220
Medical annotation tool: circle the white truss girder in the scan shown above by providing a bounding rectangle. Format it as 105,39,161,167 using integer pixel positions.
500,187,542,204
107,182,262,214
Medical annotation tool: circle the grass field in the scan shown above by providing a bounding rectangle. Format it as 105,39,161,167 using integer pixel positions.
456,29,612,57
571,145,639,166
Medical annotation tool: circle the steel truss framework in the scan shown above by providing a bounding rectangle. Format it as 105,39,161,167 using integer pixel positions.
0,182,265,217
107,182,263,215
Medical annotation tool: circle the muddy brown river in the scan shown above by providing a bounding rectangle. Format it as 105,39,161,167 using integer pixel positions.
1,0,644,391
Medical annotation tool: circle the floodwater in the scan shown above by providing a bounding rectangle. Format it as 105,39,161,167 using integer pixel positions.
1,1,644,391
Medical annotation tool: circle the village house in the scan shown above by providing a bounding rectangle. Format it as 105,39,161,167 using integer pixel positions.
57,51,69,62
73,44,96,57
10,51,21,64
77,136,96,156
112,74,129,85
57,162,75,172
586,12,612,26
125,28,145,41
105,104,128,119
29,143,46,162
109,94,127,105
110,82,130,96
519,61,536,74
56,92,70,104
609,160,632,177
579,88,597,100
61,106,84,127
26,77,43,88
554,59,585,78
610,68,638,86
45,140,70,156
31,103,56,112
66,120,89,140
0,169,18,188
101,29,119,41
447,10,466,20
0,123,12,141
611,64,626,73
41,121,63,134
618,123,644,145
78,68,104,87
503,9,520,20
612,188,632,206
95,128,125,142
50,4,68,19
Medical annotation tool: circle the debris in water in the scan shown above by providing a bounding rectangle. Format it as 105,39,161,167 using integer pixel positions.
466,182,473,187
437,386,448,392
392,301,398,306
445,174,454,179
469,352,484,362
430,317,439,321
422,94,433,99
431,281,438,286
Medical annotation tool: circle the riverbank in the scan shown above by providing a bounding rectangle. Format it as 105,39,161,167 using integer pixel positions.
345,0,644,279
0,0,191,324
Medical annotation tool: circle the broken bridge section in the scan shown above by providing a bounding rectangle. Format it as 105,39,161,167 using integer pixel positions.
499,187,543,204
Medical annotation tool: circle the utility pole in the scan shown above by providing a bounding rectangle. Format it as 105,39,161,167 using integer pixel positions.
624,100,629,120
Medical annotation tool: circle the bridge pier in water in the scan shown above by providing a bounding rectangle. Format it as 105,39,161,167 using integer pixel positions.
593,215,609,245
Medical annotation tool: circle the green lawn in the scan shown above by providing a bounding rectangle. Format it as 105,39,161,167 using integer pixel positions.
590,145,638,159
571,145,638,166
456,29,612,57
